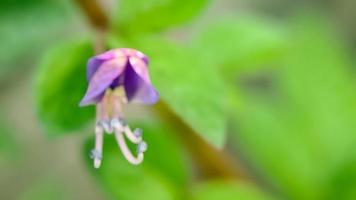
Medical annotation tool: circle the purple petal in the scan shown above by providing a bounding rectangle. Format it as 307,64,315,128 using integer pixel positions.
124,63,159,104
86,50,125,81
129,56,151,83
135,50,149,64
122,48,149,64
80,58,127,106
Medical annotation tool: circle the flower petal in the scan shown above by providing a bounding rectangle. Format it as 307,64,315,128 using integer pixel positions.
86,51,115,81
129,56,151,83
122,48,149,64
124,63,159,104
80,58,127,106
87,49,126,81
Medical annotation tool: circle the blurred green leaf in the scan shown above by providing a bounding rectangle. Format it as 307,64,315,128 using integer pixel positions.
327,157,356,200
85,121,188,200
232,101,319,199
0,0,82,79
191,16,286,74
230,15,356,200
191,16,287,112
113,0,210,34
192,180,274,200
140,122,190,186
35,39,94,134
124,37,227,147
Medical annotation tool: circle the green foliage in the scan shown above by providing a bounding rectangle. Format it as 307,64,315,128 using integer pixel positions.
190,16,288,111
191,16,287,74
0,0,80,79
327,157,356,200
84,121,189,200
28,0,356,199
192,180,274,200
229,16,356,200
132,37,227,147
113,0,210,34
140,122,190,186
35,40,95,134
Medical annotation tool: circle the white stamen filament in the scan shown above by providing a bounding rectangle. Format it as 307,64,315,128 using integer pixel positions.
114,128,144,165
94,126,104,168
110,120,142,144
124,126,142,144
111,88,144,164
90,87,147,168
92,99,108,169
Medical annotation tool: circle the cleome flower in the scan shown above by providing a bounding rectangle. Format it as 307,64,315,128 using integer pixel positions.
79,48,159,168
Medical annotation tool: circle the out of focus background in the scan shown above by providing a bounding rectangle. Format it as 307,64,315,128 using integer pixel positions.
1,0,356,199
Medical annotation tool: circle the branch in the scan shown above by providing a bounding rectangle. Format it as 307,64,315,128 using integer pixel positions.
154,101,248,180
76,0,108,30
75,0,109,53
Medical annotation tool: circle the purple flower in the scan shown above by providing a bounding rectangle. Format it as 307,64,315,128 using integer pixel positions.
80,48,159,106
80,48,159,168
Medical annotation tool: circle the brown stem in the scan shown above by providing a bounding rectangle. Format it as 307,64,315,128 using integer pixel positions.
154,101,248,180
75,0,108,30
75,0,109,53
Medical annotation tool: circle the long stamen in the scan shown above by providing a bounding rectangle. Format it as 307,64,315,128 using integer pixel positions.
111,118,142,144
114,128,145,165
101,91,114,133
91,100,107,168
111,88,142,143
124,126,142,144
92,125,103,168
111,87,147,164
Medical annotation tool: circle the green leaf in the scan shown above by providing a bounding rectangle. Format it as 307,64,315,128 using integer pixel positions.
326,157,356,200
281,16,356,166
140,122,190,186
230,16,356,200
84,121,188,200
120,36,227,147
192,180,275,200
191,16,286,74
113,0,210,34
35,39,95,134
191,16,287,112
232,101,320,199
0,0,82,79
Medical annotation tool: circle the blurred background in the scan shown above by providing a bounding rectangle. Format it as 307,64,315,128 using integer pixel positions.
1,0,356,199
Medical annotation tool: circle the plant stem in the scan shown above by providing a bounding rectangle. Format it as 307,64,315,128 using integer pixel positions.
75,0,108,53
154,101,248,180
